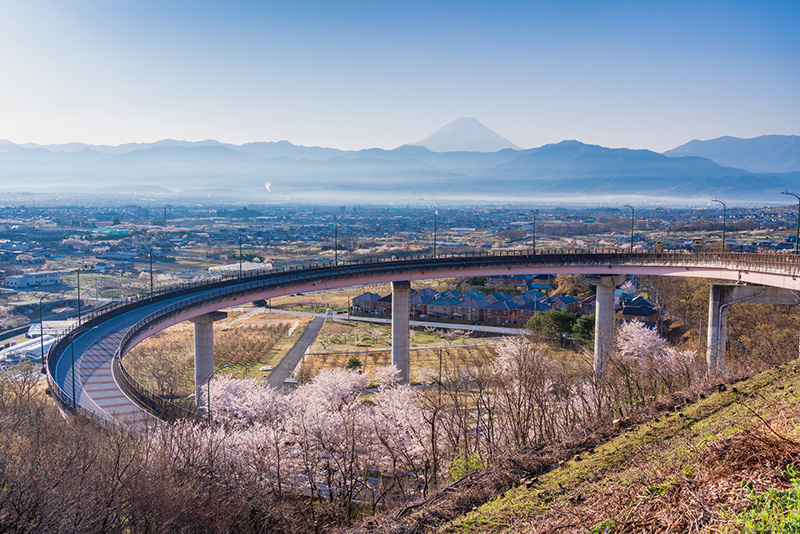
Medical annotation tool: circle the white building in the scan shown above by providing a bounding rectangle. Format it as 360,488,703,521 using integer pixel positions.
0,335,56,365
5,271,61,289
208,262,273,275
27,321,77,338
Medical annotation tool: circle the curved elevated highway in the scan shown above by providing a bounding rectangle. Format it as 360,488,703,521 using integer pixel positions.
45,250,800,424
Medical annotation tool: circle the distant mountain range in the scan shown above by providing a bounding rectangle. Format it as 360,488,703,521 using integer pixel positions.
664,135,800,173
0,125,797,205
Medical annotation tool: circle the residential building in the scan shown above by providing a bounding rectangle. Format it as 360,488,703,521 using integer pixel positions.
516,300,552,324
485,299,520,324
543,294,580,312
352,292,382,313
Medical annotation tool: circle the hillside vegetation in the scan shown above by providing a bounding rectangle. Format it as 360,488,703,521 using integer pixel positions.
355,362,800,533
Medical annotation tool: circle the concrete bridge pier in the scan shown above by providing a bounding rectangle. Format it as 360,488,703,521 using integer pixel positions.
706,284,799,375
190,311,228,409
592,275,625,376
707,284,734,374
391,281,411,383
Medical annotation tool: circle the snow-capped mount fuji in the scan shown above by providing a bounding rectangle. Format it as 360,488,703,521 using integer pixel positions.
412,117,521,152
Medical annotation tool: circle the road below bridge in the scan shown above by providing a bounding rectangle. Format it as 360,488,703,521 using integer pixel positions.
266,316,325,389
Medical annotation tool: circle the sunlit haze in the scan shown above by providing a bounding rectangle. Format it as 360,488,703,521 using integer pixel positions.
1,0,798,151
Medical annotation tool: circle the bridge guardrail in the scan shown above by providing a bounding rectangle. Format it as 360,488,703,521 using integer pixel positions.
46,249,800,420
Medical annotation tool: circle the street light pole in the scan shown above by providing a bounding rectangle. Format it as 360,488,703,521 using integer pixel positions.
238,234,244,279
624,204,635,253
782,191,800,253
207,363,230,425
711,198,727,252
531,209,536,253
76,267,81,326
334,222,339,266
433,209,439,259
149,248,154,298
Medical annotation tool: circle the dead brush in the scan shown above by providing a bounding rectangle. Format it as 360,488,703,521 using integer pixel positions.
619,427,800,533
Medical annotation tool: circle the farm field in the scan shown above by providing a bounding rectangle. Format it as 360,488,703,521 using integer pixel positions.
123,309,309,398
310,319,497,353
301,343,501,384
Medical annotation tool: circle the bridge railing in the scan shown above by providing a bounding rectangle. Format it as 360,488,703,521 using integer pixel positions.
46,249,800,419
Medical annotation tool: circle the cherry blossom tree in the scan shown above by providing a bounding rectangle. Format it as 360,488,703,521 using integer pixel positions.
199,367,446,511
491,336,558,448
372,365,401,389
612,320,700,407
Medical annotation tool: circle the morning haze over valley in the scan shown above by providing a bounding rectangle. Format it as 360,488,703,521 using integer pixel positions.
2,119,799,204
1,2,800,534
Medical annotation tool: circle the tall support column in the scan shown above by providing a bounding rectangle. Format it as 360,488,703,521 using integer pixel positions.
593,275,625,375
704,284,796,375
190,311,228,409
706,284,732,374
391,281,411,383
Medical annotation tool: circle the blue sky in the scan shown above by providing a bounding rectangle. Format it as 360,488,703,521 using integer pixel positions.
1,0,798,151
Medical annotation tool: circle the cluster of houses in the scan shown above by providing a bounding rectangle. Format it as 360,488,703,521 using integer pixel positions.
351,275,660,327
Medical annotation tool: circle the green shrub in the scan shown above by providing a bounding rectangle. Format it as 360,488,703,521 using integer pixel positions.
449,451,484,481
736,465,800,532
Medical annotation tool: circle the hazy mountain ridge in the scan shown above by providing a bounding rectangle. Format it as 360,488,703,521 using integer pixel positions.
664,134,800,173
0,132,797,203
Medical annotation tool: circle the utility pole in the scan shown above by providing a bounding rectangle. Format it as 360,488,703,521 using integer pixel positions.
711,198,726,252
624,204,634,253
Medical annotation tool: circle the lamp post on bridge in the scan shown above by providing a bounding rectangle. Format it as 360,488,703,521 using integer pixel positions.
711,198,727,252
433,209,439,259
238,234,244,279
76,267,82,326
334,222,339,266
782,191,800,254
148,247,154,298
624,204,634,253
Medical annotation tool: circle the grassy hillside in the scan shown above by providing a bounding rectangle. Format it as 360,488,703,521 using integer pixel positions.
363,362,800,533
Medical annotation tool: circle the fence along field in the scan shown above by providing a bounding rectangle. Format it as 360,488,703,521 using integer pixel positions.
124,311,292,399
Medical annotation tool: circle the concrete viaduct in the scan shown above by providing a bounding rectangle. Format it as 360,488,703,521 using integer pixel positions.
44,250,800,423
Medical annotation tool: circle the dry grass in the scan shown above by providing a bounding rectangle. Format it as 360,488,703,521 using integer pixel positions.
343,362,800,534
